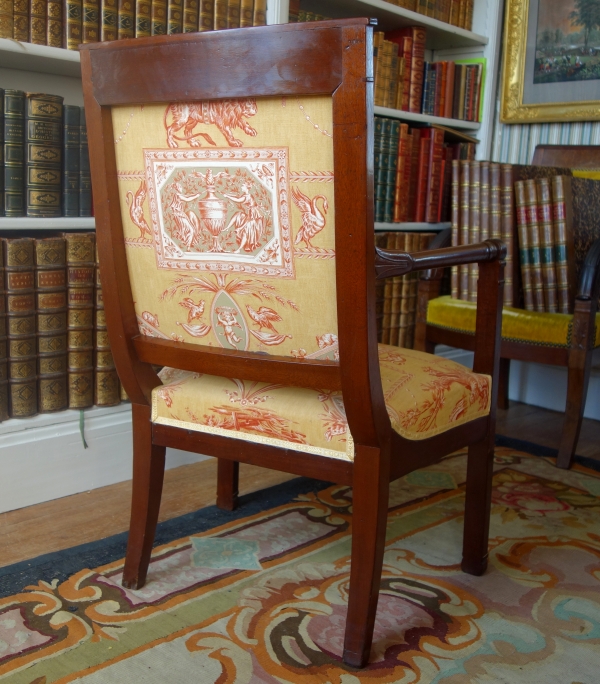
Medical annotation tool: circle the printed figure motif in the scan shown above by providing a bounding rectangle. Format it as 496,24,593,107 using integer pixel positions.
169,184,201,248
215,306,243,347
223,184,266,253
164,99,258,148
126,181,152,240
291,186,328,248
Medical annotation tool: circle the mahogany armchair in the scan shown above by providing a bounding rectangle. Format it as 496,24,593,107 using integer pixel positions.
81,20,505,668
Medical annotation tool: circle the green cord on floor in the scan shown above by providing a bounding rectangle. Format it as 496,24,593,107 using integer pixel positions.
79,410,88,449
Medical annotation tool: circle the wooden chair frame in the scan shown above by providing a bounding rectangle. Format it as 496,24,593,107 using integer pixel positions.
81,20,505,668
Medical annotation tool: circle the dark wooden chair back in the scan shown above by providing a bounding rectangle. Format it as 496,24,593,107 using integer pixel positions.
532,144,600,169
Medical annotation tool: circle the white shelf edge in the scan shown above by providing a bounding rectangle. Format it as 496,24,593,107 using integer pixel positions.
0,38,81,77
0,217,95,230
374,106,481,131
375,222,450,231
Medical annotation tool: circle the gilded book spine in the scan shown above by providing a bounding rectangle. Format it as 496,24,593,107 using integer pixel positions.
551,175,573,314
47,0,63,46
213,0,227,29
101,0,118,40
450,159,460,299
65,233,96,409
0,88,3,218
524,178,545,312
80,108,92,217
389,232,405,347
227,0,240,28
3,238,38,418
3,90,25,217
459,160,470,300
136,0,152,36
381,231,395,345
198,0,213,30
239,0,252,27
514,180,534,311
94,253,120,406
500,163,515,307
0,241,7,422
536,177,558,313
35,238,68,413
25,92,64,218
12,0,28,41
182,0,198,31
252,0,266,25
468,161,480,302
151,0,167,33
480,161,490,241
0,0,13,39
82,0,100,42
118,0,134,37
374,232,388,342
167,0,183,33
63,105,81,218
29,0,47,44
64,0,83,49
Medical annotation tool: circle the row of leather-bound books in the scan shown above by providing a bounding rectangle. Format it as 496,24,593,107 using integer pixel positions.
375,115,476,224
1,90,91,218
0,234,126,422
376,231,436,348
374,29,484,122
450,162,595,314
0,0,267,47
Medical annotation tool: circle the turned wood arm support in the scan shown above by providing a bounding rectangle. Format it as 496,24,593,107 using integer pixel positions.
375,237,505,280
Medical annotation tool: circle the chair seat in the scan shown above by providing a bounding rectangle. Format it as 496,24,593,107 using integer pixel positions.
152,344,491,461
427,295,600,349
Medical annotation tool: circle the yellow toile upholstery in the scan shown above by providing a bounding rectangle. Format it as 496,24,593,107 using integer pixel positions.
427,295,600,348
152,344,492,461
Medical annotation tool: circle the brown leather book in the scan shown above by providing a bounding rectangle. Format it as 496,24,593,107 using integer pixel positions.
198,0,213,30
12,0,28,41
425,127,444,223
135,0,151,36
251,0,266,26
151,0,167,34
536,177,559,313
380,232,396,345
414,132,431,223
386,27,426,115
390,232,405,347
226,0,240,28
183,0,199,32
213,0,227,29
167,0,183,33
459,160,470,300
35,237,68,413
0,241,7,422
514,180,535,311
82,0,100,42
3,238,37,418
0,0,13,39
94,249,120,407
392,123,410,223
551,175,576,314
64,232,95,409
63,0,83,49
468,160,480,302
29,0,47,44
101,0,118,41
118,0,134,37
450,159,460,299
398,232,414,348
374,232,388,342
239,0,252,27
47,0,63,46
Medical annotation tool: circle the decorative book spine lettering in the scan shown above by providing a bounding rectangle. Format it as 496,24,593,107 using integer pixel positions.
35,238,68,413
79,107,92,217
468,160,480,302
459,160,470,300
523,178,545,312
63,106,81,218
198,0,213,30
514,180,534,311
500,163,515,307
13,0,28,41
94,250,120,406
118,0,134,37
239,0,252,27
213,0,227,29
29,0,46,44
226,0,240,28
135,0,151,35
65,233,96,409
183,0,199,31
167,0,183,33
151,0,167,34
0,241,7,422
4,90,25,217
3,238,37,418
82,0,100,42
252,0,266,26
101,0,118,40
551,175,573,314
536,177,558,313
47,0,63,46
450,159,460,299
25,93,63,218
64,0,83,49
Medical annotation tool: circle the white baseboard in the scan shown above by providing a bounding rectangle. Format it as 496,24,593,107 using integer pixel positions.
0,404,207,515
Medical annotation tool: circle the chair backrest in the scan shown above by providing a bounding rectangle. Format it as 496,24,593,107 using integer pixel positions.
532,145,600,169
81,20,389,448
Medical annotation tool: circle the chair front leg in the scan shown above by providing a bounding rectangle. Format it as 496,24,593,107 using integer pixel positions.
122,403,166,590
217,459,239,511
343,444,390,668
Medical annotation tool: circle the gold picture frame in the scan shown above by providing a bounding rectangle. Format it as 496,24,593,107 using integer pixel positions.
501,0,600,123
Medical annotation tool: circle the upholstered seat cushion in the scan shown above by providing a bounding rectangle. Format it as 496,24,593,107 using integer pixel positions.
427,295,600,348
151,344,491,461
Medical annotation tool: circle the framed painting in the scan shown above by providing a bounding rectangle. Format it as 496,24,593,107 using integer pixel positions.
501,0,600,123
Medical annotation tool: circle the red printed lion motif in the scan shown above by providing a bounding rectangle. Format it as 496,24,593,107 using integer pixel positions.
164,98,258,148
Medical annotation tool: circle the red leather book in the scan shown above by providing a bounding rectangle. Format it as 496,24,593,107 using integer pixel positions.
415,131,432,223
425,127,444,223
444,61,455,119
437,61,447,118
398,36,412,112
407,128,422,222
386,26,426,114
393,124,410,223
433,63,443,117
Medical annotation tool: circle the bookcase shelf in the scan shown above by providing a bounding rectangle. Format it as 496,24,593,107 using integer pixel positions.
0,38,81,77
374,106,480,131
375,221,451,231
0,217,95,230
299,0,488,49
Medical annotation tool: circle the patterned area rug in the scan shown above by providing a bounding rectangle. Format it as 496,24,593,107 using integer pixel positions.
1,441,600,683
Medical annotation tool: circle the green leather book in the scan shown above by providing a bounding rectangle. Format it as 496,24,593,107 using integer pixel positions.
118,0,135,37
79,108,92,217
135,0,151,36
25,93,63,218
151,0,167,34
100,0,118,40
3,90,26,217
63,105,81,218
63,0,83,49
82,0,100,42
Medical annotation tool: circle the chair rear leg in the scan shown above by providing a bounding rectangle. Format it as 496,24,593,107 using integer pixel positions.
217,459,239,511
343,445,389,668
461,437,494,576
497,358,510,411
557,347,592,469
122,404,166,590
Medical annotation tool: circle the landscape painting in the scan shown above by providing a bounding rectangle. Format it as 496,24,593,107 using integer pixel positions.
535,0,600,83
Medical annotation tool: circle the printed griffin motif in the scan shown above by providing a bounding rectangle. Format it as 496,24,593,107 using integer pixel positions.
164,99,258,148
126,181,152,240
177,298,211,337
291,186,328,248
246,305,292,346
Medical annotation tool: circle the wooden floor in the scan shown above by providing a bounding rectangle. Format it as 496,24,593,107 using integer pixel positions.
1,401,599,569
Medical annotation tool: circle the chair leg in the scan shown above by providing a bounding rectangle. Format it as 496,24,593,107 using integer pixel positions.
217,459,239,511
497,358,510,411
343,445,390,668
461,437,494,576
122,404,166,590
557,348,592,470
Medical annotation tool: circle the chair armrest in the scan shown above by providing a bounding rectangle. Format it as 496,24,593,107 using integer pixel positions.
576,237,600,302
375,238,506,280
